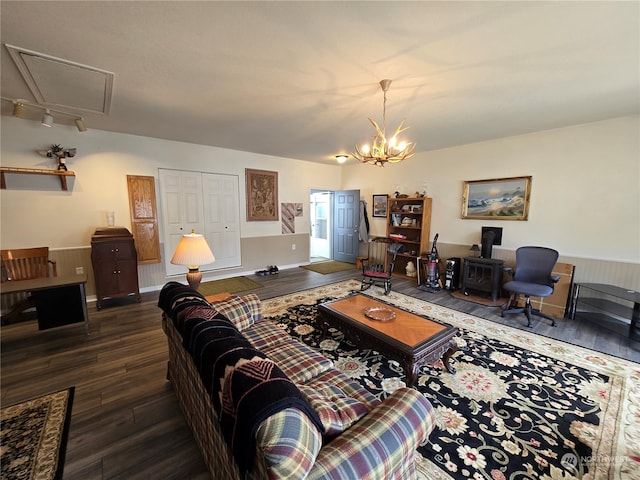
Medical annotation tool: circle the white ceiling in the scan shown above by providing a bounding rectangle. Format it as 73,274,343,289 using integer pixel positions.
2,1,638,165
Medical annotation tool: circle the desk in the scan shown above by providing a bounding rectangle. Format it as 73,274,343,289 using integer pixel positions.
1,274,89,332
570,283,639,340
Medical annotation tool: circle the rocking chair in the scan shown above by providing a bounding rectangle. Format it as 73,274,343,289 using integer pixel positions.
361,237,402,295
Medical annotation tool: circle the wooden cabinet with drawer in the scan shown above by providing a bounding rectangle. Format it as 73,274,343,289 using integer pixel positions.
91,227,141,310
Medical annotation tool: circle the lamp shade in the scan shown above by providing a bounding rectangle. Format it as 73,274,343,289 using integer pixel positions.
170,231,215,267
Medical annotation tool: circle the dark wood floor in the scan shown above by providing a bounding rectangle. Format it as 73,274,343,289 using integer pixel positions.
1,267,638,479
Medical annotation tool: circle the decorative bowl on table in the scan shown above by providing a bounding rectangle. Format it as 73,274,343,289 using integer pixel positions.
363,307,396,322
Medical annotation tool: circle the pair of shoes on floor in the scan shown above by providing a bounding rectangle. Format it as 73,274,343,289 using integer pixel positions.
255,265,279,276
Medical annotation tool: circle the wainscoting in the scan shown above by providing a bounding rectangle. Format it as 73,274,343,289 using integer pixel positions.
2,234,310,312
434,242,639,289
2,238,636,314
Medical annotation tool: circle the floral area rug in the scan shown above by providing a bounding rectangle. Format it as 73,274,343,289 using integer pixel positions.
261,281,640,480
1,387,75,480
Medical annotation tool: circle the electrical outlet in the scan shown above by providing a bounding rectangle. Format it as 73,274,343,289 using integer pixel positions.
292,244,296,251
75,266,84,275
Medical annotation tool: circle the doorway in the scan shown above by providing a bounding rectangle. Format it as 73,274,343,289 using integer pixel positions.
310,190,330,262
309,189,360,264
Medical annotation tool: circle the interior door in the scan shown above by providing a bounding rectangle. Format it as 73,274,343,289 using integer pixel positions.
332,189,360,263
159,169,205,276
202,173,241,269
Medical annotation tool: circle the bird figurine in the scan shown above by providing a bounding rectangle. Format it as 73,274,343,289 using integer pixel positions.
394,191,409,198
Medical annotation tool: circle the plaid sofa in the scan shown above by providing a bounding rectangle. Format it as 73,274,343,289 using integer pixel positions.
159,284,436,480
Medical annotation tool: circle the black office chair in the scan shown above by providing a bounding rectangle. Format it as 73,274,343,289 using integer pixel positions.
361,237,402,295
501,246,560,328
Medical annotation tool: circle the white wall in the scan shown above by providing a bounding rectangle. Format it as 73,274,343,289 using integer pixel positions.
0,116,342,250
2,114,638,271
342,116,639,263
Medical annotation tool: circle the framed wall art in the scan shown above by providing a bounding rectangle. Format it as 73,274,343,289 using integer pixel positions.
462,176,532,220
246,168,279,221
372,194,389,217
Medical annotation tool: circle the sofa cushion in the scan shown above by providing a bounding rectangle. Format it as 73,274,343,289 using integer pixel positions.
298,383,370,438
262,340,334,384
243,320,290,350
256,407,322,479
306,369,381,410
208,293,262,331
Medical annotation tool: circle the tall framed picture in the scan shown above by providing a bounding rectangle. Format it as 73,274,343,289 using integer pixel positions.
372,194,389,217
462,176,532,220
246,168,279,221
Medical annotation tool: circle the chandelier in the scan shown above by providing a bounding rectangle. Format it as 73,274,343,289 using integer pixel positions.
353,79,415,166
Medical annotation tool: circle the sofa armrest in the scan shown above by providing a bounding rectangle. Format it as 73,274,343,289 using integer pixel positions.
308,387,435,480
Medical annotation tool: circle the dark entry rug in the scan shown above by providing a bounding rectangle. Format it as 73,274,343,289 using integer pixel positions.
299,261,357,274
1,387,75,480
198,276,263,296
260,281,639,480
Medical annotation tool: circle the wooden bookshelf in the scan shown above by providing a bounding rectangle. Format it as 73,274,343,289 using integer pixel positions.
386,196,432,280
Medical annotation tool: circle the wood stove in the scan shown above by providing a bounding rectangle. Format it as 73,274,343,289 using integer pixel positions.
462,257,504,301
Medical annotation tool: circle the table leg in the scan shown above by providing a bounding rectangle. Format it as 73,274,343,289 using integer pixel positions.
630,302,640,340
79,283,90,334
570,284,581,320
442,339,458,373
404,361,419,387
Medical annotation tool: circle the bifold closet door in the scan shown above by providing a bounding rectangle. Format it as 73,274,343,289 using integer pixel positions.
159,169,240,277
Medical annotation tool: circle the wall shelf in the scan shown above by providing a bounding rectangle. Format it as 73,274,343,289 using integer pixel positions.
0,167,76,191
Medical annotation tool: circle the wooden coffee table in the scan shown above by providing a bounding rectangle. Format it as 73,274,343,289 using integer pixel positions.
318,294,459,385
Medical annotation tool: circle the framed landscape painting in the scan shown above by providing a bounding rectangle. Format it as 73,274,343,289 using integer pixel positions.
462,176,531,220
372,194,389,217
246,168,279,221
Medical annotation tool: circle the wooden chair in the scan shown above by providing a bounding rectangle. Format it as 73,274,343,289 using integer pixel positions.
360,237,402,295
1,247,57,323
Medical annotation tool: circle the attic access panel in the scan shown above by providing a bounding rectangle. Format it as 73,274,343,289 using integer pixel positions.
5,44,114,114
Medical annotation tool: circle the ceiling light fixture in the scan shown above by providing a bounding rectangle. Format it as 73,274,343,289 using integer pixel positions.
74,118,87,132
1,97,88,132
12,101,27,118
353,79,415,167
41,109,53,127
335,155,348,164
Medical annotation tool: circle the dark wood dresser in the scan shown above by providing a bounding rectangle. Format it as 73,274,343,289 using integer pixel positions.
91,227,141,310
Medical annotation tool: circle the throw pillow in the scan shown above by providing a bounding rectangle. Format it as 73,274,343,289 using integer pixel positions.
208,293,263,331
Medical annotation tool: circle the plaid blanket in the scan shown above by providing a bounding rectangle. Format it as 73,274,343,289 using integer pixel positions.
158,282,323,476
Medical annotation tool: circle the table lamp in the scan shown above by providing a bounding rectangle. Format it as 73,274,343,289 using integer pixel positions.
170,230,215,290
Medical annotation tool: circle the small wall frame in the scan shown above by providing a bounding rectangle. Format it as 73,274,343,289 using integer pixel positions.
462,176,531,220
372,194,389,217
246,168,279,221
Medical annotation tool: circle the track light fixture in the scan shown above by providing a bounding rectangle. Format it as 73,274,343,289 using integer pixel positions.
12,101,27,118
41,109,53,127
2,97,88,132
74,118,87,132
